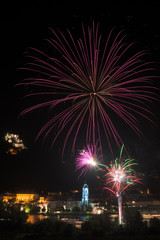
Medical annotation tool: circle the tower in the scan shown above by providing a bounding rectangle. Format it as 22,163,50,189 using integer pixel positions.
81,184,89,206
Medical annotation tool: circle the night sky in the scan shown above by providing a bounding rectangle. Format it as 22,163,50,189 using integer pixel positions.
1,1,160,194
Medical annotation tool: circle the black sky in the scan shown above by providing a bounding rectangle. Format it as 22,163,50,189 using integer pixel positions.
1,1,160,194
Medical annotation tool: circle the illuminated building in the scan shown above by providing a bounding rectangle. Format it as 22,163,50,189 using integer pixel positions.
46,200,81,212
39,197,45,203
3,195,16,202
5,133,26,149
81,184,89,206
3,193,39,203
46,191,81,212
16,194,39,203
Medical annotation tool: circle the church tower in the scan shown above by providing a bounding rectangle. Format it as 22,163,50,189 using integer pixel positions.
81,184,89,206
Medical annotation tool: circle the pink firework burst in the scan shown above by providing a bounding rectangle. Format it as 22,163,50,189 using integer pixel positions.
19,22,157,156
104,157,142,196
76,145,101,177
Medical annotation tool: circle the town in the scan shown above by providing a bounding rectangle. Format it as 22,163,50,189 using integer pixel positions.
1,183,160,227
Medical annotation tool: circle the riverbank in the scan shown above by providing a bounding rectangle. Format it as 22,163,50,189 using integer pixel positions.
27,211,160,227
0,221,160,240
1,209,160,240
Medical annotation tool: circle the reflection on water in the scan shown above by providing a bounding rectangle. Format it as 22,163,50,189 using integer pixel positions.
27,214,91,224
27,214,90,227
27,213,160,227
27,215,48,223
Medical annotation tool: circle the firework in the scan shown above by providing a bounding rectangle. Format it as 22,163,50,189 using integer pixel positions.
76,145,99,177
19,22,156,155
76,144,141,224
104,145,141,224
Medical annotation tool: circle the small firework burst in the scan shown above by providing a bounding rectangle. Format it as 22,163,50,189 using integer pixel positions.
104,158,141,196
103,145,142,224
76,144,101,177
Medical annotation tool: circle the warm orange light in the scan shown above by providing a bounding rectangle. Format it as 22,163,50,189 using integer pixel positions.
7,148,18,155
72,190,79,193
3,195,16,202
16,194,35,203
39,197,45,203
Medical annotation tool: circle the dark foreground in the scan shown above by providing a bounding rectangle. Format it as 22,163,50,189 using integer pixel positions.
0,215,160,240
0,233,160,240
0,204,160,240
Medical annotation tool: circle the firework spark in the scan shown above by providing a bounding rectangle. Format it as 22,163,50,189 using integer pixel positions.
104,145,142,224
104,159,141,196
76,145,100,177
19,22,156,155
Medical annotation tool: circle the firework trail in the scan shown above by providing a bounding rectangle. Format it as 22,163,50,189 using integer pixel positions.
19,22,156,156
104,145,142,224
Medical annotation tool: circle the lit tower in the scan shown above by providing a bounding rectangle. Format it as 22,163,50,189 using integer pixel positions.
81,184,89,206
